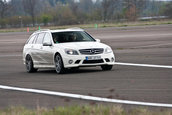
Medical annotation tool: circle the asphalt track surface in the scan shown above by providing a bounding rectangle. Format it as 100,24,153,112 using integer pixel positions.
0,25,172,108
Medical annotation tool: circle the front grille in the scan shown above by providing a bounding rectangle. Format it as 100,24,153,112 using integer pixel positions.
79,48,104,55
83,59,104,64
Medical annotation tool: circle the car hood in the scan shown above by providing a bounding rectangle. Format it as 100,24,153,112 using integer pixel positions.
54,42,110,50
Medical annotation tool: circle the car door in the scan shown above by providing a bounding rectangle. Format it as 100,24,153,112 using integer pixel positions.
32,32,45,65
41,32,54,66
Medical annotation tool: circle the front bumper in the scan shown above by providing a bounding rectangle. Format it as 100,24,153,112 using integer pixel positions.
62,52,115,68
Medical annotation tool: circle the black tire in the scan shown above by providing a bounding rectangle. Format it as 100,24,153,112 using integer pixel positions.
101,65,113,71
54,54,65,74
25,55,37,73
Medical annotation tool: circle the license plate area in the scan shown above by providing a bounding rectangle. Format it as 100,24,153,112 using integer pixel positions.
85,56,101,60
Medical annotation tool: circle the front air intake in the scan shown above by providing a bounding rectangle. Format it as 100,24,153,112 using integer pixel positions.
83,59,104,64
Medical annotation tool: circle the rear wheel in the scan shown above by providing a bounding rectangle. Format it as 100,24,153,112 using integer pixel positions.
101,65,113,71
25,55,37,73
54,54,65,74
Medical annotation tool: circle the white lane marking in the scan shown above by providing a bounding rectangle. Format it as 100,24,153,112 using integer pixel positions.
0,85,172,108
115,62,172,69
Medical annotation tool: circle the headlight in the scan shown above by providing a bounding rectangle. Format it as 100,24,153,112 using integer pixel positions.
65,49,79,55
105,47,112,53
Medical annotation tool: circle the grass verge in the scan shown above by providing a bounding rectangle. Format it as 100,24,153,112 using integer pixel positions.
0,19,172,33
0,105,172,115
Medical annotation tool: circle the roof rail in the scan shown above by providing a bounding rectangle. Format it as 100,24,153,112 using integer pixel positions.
66,27,84,31
34,29,50,33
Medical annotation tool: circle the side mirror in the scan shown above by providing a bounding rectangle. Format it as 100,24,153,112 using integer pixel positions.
95,39,101,42
43,42,52,46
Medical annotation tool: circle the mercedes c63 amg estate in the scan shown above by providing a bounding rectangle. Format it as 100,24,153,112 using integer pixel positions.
23,28,115,73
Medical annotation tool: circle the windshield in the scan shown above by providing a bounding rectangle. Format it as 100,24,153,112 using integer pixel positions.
52,31,95,43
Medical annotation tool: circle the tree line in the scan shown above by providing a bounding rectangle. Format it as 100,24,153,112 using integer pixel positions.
0,0,172,28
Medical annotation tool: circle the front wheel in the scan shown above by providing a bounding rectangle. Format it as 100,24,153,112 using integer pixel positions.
101,65,113,71
54,54,65,74
25,55,37,73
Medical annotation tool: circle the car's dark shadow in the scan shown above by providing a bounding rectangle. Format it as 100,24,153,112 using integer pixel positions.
36,67,106,74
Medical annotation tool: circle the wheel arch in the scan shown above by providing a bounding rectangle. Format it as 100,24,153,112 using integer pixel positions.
54,52,64,66
25,53,32,61
54,52,61,60
54,52,65,73
25,53,38,73
25,53,35,66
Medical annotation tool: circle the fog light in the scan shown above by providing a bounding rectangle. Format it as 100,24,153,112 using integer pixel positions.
111,57,114,62
68,60,73,64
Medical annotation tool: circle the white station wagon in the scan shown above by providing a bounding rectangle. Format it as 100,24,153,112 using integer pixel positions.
23,28,115,73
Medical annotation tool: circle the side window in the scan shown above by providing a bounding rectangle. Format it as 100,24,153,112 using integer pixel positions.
43,33,52,43
27,35,35,44
32,34,38,44
36,33,45,44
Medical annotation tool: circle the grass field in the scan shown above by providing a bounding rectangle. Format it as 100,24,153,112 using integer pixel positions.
0,19,172,33
0,105,172,115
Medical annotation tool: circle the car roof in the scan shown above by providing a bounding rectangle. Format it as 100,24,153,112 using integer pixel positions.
33,27,84,34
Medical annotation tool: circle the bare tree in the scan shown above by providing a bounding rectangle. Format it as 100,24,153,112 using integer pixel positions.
102,0,121,21
123,0,136,20
0,0,8,19
123,0,145,20
164,1,172,18
102,0,110,21
79,0,93,13
69,0,78,16
22,0,37,26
